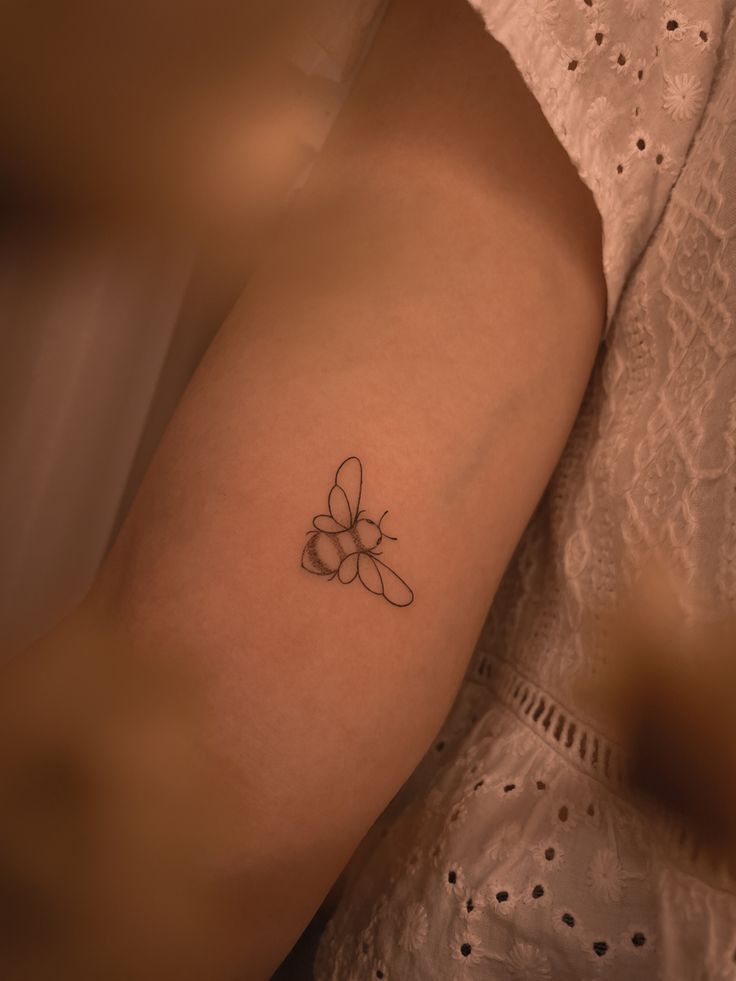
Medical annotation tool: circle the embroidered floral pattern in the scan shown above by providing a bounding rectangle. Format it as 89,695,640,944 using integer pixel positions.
507,941,553,981
663,10,689,41
450,923,485,967
610,43,633,73
550,799,580,832
632,128,652,155
523,0,559,28
693,19,713,48
531,838,566,871
625,0,649,19
586,95,617,139
587,848,626,902
663,72,704,119
444,864,467,898
371,958,388,980
397,903,429,953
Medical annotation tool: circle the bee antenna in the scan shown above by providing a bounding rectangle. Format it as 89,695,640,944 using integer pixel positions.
378,510,397,541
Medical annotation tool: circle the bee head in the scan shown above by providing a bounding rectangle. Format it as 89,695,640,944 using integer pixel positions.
357,517,382,550
358,510,398,551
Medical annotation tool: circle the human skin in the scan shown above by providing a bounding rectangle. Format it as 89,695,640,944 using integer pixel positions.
0,0,606,977
0,0,313,240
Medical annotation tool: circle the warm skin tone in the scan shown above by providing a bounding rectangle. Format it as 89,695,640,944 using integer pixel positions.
2,0,606,978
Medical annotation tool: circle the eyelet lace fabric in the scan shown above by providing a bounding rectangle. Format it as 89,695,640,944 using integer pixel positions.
467,0,730,331
310,2,736,979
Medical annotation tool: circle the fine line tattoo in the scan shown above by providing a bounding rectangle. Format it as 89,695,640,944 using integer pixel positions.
301,456,414,607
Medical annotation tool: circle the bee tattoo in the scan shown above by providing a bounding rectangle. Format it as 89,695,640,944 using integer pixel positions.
301,456,414,607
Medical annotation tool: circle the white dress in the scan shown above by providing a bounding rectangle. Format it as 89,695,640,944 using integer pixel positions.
295,1,736,977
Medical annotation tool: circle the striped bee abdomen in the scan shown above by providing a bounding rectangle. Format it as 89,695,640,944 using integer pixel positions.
302,530,358,576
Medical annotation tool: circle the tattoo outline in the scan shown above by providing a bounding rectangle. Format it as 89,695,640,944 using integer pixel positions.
301,456,414,607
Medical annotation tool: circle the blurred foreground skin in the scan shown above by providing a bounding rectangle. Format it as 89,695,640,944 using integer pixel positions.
0,13,327,972
0,0,334,271
0,611,252,981
575,560,736,875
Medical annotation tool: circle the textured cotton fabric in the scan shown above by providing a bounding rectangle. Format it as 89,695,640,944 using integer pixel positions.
305,2,736,978
468,0,730,330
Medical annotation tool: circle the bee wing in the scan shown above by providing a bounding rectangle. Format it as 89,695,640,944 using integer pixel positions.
338,552,359,584
358,553,414,608
313,514,345,533
327,457,363,529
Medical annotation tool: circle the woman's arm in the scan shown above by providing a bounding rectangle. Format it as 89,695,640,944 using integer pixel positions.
9,0,605,977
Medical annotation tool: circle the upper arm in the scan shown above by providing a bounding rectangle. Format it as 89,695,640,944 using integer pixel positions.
89,0,605,974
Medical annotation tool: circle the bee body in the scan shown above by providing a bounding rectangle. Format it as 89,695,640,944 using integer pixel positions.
302,530,350,577
300,456,414,607
302,521,379,577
